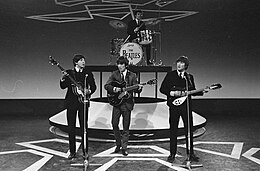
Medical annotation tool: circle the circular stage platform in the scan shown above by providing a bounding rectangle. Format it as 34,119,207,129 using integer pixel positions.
49,97,207,142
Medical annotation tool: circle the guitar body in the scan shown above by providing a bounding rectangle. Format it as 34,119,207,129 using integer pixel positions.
49,56,90,104
107,81,130,106
71,82,84,103
172,83,222,106
172,96,188,106
107,79,157,107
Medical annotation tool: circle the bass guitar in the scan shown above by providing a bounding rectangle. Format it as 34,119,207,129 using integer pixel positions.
49,56,86,103
172,83,222,106
107,79,157,106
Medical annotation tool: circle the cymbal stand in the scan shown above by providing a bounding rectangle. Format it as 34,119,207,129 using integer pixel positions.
154,5,163,66
151,29,157,65
152,31,162,66
157,6,161,65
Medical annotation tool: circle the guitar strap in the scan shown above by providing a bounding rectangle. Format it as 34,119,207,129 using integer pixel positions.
71,70,77,82
125,71,130,87
186,74,194,89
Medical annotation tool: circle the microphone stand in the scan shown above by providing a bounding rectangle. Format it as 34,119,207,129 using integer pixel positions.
83,74,90,170
179,76,203,170
71,74,89,171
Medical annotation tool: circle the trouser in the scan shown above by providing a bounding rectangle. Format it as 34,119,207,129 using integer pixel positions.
111,103,131,150
143,44,152,65
169,104,194,156
67,105,88,156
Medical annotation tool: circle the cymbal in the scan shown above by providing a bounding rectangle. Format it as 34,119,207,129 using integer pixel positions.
109,20,127,29
145,18,164,26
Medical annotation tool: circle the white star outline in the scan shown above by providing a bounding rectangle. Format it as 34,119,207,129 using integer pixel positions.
26,0,198,23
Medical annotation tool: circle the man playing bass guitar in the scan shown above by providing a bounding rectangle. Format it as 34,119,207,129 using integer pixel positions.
104,56,143,156
60,54,96,160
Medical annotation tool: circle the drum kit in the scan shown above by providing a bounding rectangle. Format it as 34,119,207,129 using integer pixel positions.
109,18,164,66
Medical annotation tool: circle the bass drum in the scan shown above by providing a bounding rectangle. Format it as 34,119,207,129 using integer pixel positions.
120,43,143,65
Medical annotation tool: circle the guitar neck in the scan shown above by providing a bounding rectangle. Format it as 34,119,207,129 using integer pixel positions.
57,64,80,87
188,88,205,95
124,83,146,92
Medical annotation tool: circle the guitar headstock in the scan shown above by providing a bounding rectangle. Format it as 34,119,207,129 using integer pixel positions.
209,83,222,90
49,56,58,66
147,79,157,85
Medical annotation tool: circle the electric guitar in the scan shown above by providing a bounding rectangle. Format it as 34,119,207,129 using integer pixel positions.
172,83,222,106
49,56,87,103
107,79,157,106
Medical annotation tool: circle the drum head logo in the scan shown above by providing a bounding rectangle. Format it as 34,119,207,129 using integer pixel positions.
120,43,143,65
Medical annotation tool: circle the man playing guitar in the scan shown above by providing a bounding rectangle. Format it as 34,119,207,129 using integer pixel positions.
104,56,143,156
60,54,96,160
160,56,208,164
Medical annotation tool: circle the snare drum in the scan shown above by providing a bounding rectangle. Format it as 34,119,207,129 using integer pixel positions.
120,43,143,65
110,38,124,55
138,30,152,45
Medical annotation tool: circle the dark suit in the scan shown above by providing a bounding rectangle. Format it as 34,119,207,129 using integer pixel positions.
127,20,152,65
60,68,96,155
104,69,141,149
160,70,202,157
127,19,146,42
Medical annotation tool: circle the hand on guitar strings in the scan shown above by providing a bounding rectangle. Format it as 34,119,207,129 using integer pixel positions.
84,88,91,95
113,87,122,93
170,90,187,97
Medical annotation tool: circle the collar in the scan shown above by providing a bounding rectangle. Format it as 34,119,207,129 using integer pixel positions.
75,67,83,72
120,69,127,77
177,70,184,78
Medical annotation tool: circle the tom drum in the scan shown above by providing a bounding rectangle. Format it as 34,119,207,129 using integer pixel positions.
138,30,152,45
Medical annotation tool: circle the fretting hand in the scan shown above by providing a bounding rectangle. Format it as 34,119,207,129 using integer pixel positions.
61,71,68,81
138,84,143,90
203,87,209,93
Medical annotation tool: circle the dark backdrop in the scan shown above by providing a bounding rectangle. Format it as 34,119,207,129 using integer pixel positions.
0,0,259,99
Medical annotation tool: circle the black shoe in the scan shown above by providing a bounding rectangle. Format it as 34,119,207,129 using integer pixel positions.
190,154,200,162
122,149,128,156
114,145,121,153
68,152,76,160
167,154,175,163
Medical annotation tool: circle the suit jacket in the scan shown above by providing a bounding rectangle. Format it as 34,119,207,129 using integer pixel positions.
160,70,202,108
127,19,146,41
104,69,141,111
60,67,96,108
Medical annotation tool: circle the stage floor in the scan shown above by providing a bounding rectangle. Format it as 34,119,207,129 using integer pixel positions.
0,110,259,171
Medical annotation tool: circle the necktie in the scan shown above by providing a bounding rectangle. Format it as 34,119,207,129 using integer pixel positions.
179,73,183,78
121,73,125,82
